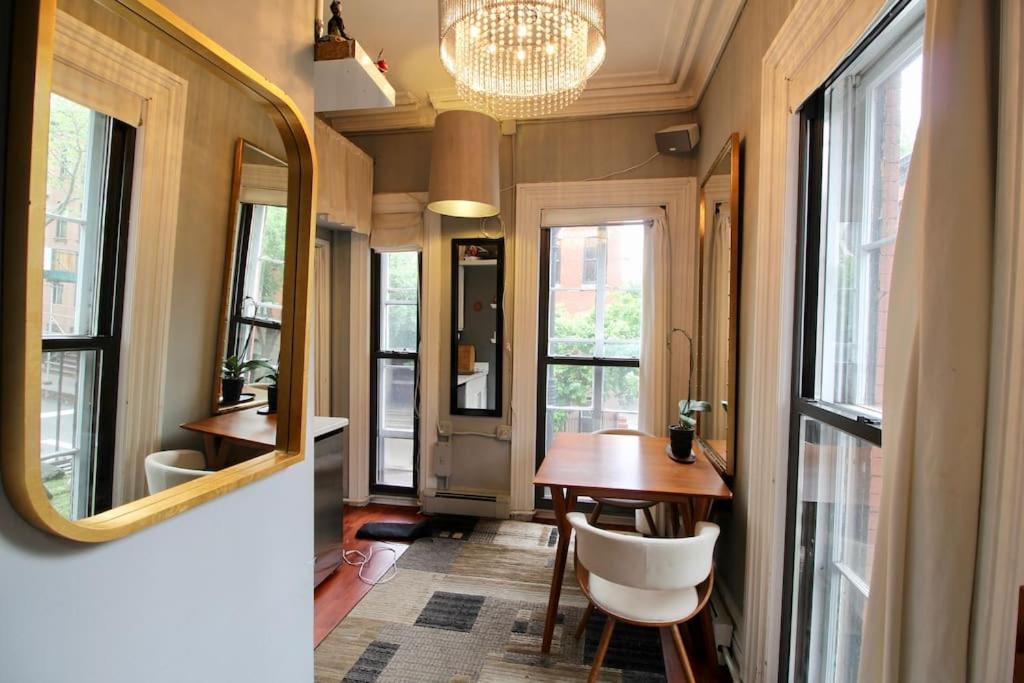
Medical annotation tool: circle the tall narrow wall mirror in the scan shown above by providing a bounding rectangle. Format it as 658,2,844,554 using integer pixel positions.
697,133,741,477
1,0,313,542
213,139,289,415
450,239,504,417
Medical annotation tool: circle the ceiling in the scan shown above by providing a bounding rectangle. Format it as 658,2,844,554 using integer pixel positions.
325,0,744,133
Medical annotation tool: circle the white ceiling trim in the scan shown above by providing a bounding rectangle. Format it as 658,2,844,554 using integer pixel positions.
327,0,744,134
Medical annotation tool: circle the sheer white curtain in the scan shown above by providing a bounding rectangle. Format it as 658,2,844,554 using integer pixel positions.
858,1,995,680
639,209,671,436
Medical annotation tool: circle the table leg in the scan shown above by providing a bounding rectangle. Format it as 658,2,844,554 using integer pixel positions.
542,486,575,654
201,434,220,469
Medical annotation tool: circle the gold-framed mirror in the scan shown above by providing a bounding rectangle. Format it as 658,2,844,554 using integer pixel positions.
212,139,289,415
696,133,741,477
1,0,314,542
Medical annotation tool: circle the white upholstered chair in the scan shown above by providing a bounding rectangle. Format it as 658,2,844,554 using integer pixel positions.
590,428,658,533
568,512,719,683
144,449,211,494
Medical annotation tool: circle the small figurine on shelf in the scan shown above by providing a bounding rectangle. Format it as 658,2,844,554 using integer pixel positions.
376,49,389,74
326,0,350,41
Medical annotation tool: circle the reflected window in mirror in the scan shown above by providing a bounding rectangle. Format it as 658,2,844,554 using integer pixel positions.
450,239,504,417
41,94,136,520
697,133,741,477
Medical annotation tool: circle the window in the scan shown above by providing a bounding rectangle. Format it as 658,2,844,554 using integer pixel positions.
536,223,644,500
371,251,420,493
227,202,287,378
40,94,135,520
581,236,603,286
782,3,923,681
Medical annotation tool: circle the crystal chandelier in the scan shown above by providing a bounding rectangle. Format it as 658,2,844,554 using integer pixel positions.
438,0,607,119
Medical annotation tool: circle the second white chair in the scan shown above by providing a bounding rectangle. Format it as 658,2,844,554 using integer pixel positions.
590,428,659,533
144,449,211,495
568,511,719,683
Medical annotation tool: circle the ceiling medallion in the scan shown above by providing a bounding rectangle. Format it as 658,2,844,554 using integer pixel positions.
438,0,607,119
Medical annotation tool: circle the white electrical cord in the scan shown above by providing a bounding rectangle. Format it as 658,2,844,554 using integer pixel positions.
342,544,399,585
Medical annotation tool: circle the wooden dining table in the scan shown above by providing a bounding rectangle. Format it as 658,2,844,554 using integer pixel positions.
533,432,733,659
180,408,348,469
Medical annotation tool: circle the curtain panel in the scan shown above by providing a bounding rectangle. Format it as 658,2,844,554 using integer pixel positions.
858,0,996,680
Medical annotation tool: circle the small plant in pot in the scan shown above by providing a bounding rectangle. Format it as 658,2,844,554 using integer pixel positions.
667,327,710,463
221,356,269,405
256,363,279,414
669,399,711,463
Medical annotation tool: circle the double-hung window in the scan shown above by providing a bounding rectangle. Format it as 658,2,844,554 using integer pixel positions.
782,2,924,681
370,250,421,494
41,94,135,520
227,202,287,377
536,223,644,502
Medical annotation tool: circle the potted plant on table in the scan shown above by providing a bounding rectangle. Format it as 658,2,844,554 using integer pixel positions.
221,356,272,405
669,398,711,463
668,328,710,463
256,362,279,414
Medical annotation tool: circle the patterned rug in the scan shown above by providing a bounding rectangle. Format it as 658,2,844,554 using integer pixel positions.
314,519,668,682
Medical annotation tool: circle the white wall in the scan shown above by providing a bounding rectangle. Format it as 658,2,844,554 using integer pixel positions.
0,2,316,682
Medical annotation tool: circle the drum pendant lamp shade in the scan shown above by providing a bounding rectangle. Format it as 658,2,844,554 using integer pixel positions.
428,110,501,218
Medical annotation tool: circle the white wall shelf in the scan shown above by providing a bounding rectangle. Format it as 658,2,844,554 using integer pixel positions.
314,40,395,113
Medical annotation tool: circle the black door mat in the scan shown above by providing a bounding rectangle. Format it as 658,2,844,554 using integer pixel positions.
355,519,432,541
354,515,480,542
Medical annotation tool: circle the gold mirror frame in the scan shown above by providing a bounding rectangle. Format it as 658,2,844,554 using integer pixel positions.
696,132,741,477
1,0,315,542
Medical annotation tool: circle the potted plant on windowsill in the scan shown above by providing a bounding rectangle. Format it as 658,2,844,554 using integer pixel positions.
221,356,270,405
668,328,710,463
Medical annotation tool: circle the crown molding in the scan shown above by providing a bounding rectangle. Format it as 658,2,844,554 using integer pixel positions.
327,0,744,135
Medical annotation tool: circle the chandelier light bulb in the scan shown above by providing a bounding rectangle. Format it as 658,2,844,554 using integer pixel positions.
438,0,607,119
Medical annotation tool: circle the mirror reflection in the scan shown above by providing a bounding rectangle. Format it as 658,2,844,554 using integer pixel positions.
697,134,740,475
450,239,504,416
214,140,288,415
39,0,293,520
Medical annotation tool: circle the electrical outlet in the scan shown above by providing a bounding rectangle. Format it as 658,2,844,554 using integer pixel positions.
495,425,513,441
437,421,453,436
434,442,453,477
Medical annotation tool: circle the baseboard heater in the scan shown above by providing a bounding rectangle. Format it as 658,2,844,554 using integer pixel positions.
421,488,510,518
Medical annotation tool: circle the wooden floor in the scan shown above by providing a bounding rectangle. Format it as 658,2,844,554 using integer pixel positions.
313,504,425,646
314,504,729,681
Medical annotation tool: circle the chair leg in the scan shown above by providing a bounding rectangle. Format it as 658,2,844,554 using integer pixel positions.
641,506,657,536
575,602,595,640
588,501,604,526
588,616,616,683
668,623,695,683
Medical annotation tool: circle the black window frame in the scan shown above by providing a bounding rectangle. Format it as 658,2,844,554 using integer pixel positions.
369,250,422,496
226,202,284,367
779,1,916,678
534,226,641,508
41,117,136,516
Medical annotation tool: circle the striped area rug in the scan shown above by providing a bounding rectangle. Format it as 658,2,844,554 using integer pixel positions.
314,519,666,682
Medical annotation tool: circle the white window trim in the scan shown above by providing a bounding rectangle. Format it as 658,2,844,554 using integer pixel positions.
346,193,441,504
509,178,697,517
53,11,187,506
